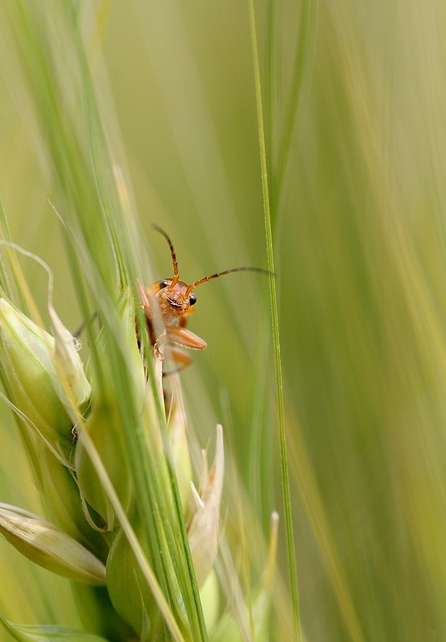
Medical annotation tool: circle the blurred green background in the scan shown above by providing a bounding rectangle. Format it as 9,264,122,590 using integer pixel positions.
1,0,446,640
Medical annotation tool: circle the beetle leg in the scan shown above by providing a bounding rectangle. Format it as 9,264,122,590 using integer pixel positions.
73,311,99,338
136,279,151,316
151,329,171,362
163,346,193,375
153,342,164,362
165,325,207,350
152,326,206,366
137,279,160,346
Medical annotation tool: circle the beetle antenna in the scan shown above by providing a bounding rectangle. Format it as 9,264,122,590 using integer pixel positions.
186,266,271,296
153,225,179,286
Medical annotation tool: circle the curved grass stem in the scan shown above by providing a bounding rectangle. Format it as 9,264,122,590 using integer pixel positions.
247,1,302,640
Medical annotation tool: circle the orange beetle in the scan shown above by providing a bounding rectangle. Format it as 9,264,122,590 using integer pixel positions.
137,225,268,372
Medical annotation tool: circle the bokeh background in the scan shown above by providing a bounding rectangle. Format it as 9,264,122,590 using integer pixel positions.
1,0,446,640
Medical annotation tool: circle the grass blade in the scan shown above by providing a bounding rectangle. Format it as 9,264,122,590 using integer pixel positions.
247,1,301,640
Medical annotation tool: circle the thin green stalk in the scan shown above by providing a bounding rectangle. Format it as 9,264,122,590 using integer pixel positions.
0,196,13,302
266,0,278,199
274,0,317,217
0,195,30,314
248,2,302,641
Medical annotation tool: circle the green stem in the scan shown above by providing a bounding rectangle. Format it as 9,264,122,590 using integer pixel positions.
274,0,317,218
247,1,302,641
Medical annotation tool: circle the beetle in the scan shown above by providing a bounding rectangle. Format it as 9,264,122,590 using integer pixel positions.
137,225,268,372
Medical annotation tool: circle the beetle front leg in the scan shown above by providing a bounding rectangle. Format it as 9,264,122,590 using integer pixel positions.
136,279,152,317
152,338,165,362
152,326,206,366
165,325,207,350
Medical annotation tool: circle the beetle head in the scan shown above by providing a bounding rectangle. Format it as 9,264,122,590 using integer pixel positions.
152,225,270,316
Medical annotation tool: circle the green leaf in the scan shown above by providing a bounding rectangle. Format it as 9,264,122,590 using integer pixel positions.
75,398,132,531
105,524,160,640
0,503,106,586
0,298,74,458
0,613,110,642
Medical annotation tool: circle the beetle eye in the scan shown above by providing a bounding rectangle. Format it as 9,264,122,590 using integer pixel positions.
159,280,169,289
189,294,197,306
